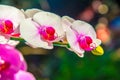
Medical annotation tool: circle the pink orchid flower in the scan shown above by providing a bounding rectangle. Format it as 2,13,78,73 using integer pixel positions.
20,12,64,49
0,5,25,39
62,16,101,57
0,44,35,80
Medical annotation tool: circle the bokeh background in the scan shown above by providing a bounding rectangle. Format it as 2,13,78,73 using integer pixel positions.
1,0,120,80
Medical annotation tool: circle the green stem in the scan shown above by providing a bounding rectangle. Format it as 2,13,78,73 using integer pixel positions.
10,37,70,48
53,42,70,48
10,37,25,42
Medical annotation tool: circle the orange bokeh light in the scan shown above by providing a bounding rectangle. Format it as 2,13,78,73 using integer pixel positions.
96,23,111,45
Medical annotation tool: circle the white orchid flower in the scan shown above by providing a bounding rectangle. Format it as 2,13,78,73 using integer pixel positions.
0,5,25,39
20,12,64,49
62,16,101,57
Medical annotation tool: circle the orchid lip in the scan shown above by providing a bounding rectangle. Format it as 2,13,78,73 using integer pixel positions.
78,35,96,51
0,20,14,34
38,26,57,41
0,58,10,72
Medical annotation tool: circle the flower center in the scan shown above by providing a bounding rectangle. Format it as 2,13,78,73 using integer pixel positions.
0,58,10,71
0,20,14,34
78,35,95,51
39,26,57,41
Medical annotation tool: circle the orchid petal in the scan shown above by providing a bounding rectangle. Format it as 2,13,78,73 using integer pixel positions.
0,35,19,46
0,5,25,29
0,44,27,77
7,40,19,47
93,39,101,47
23,8,43,18
0,35,8,44
33,12,64,37
62,16,75,32
72,20,96,39
65,24,84,57
14,70,36,80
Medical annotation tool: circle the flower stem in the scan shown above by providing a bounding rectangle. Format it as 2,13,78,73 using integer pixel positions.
10,37,70,48
10,37,25,42
53,42,70,48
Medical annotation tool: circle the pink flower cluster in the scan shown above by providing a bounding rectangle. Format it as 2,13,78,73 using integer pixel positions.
0,4,103,80
0,44,35,80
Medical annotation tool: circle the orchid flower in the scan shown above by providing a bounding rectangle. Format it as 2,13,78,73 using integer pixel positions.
20,12,64,49
0,44,35,80
62,16,101,57
0,5,25,39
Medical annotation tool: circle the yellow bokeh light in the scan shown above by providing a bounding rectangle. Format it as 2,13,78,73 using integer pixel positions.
98,4,109,14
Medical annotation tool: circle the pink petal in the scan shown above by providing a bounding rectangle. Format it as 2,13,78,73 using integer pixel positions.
0,44,26,69
14,70,36,80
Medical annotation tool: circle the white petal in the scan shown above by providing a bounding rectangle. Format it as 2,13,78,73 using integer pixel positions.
74,50,84,57
62,16,75,32
65,24,84,57
33,12,64,37
67,47,84,57
93,39,101,47
0,35,19,46
20,18,53,49
7,40,19,47
62,16,75,24
0,5,25,29
0,35,8,44
72,20,96,39
23,8,43,18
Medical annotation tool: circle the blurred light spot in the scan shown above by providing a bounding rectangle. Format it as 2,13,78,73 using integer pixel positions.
111,48,120,61
92,0,102,12
96,23,111,45
110,16,120,31
98,17,108,25
78,7,94,22
98,4,109,14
